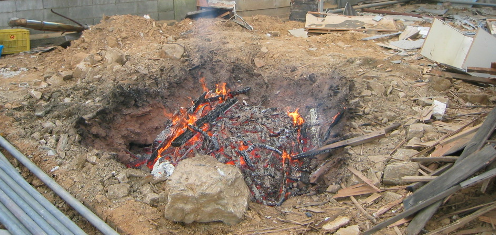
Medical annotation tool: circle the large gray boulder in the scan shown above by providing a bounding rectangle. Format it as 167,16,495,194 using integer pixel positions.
163,154,250,225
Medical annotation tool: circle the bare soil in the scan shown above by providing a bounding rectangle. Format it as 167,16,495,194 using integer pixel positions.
1,3,496,234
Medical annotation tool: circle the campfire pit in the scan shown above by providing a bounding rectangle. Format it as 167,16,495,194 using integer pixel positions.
76,62,351,205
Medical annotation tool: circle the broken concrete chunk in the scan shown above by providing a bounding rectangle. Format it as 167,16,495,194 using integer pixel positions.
288,28,308,38
161,44,184,60
254,58,265,68
322,216,350,232
164,154,250,225
391,148,419,161
144,193,160,207
73,62,91,79
462,93,490,105
407,123,433,140
59,71,74,80
367,80,386,96
383,162,419,185
429,76,452,92
107,183,130,199
29,90,42,100
104,48,127,65
335,225,360,235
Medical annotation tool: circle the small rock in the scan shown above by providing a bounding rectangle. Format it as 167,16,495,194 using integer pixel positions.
254,58,265,68
164,154,250,225
326,184,341,193
430,76,451,91
63,98,72,103
407,123,431,140
46,75,64,86
335,225,360,235
391,149,419,161
144,193,160,206
161,44,184,60
107,183,130,199
380,191,403,203
383,162,419,185
73,62,91,79
104,48,127,65
268,31,280,37
29,90,42,100
398,92,407,98
322,216,350,232
31,132,41,140
361,90,372,97
56,134,69,154
261,47,268,53
59,71,73,80
367,80,386,96
86,155,97,165
116,172,129,183
42,121,56,129
463,94,489,105
439,218,451,226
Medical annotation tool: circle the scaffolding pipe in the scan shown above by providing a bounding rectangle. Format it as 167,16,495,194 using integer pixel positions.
0,178,60,234
0,202,30,235
0,187,47,234
0,135,119,235
8,18,87,32
0,165,77,235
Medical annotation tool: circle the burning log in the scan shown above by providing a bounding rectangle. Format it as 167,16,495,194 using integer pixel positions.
171,98,238,147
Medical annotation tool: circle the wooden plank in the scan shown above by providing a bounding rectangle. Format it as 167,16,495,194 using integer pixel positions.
361,193,382,206
401,176,437,182
442,71,496,85
467,66,496,75
374,197,404,217
364,185,461,235
333,184,379,199
294,123,400,159
457,107,496,163
425,202,496,235
403,144,496,210
411,157,458,163
478,210,496,224
347,166,381,193
406,163,452,192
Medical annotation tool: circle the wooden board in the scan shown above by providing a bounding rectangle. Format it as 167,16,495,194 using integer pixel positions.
403,144,496,210
333,184,379,199
463,28,496,79
487,19,496,35
305,13,398,32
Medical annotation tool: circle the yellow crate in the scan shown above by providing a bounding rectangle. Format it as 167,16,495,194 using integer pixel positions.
0,29,30,55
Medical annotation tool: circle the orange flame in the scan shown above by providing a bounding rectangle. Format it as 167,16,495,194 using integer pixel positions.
200,77,209,93
282,150,291,167
216,83,229,97
287,108,304,126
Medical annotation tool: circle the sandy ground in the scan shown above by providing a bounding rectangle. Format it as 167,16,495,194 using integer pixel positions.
1,2,496,234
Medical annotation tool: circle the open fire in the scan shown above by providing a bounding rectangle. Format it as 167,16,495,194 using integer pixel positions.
125,80,317,205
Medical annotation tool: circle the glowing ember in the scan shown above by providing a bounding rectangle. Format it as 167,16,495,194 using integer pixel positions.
287,108,305,126
127,83,316,205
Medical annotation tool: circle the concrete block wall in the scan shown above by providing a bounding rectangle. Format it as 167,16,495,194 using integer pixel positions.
0,0,197,34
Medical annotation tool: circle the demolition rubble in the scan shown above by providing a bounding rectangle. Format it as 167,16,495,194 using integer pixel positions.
0,1,496,234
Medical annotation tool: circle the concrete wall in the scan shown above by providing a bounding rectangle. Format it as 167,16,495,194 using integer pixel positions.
0,0,197,34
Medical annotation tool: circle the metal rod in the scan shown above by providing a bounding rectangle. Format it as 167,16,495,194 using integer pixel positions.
0,186,47,235
324,0,412,14
8,18,86,32
0,135,119,235
433,0,496,7
0,177,60,234
0,164,77,235
0,153,85,235
0,201,31,235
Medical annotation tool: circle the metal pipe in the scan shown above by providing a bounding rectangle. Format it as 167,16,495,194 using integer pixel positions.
0,187,47,235
8,18,86,32
433,0,496,7
323,0,412,14
0,154,85,235
0,135,119,235
0,176,60,234
0,202,31,235
0,164,76,235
